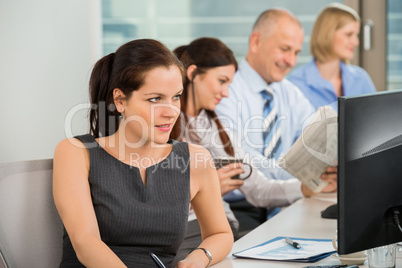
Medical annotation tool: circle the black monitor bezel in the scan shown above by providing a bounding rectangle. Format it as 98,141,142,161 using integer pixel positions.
337,90,402,254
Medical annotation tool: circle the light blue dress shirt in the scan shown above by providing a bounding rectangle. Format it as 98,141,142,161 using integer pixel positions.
288,59,377,110
216,59,316,188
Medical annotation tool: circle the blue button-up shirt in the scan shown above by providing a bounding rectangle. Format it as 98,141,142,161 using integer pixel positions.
288,59,377,110
216,59,316,182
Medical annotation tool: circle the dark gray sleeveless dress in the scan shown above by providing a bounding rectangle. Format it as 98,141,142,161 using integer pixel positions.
60,134,191,268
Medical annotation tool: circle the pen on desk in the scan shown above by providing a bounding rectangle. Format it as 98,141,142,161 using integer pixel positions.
285,237,301,249
149,252,166,268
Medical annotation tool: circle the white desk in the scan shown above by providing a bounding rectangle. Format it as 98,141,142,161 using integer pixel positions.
212,193,402,267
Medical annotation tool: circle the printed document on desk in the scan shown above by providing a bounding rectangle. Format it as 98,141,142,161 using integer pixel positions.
282,106,337,192
233,236,336,262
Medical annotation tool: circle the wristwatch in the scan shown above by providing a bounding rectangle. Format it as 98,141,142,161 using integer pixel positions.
189,247,212,267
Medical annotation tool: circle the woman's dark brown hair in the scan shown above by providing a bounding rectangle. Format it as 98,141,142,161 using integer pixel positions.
170,37,237,156
89,39,184,138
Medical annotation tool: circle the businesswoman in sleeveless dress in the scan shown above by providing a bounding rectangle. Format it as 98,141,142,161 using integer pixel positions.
53,39,233,268
170,37,338,262
288,3,376,110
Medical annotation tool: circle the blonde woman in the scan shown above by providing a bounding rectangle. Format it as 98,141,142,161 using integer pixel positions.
288,3,376,109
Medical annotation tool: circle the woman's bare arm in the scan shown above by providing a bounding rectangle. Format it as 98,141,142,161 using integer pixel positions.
53,139,126,268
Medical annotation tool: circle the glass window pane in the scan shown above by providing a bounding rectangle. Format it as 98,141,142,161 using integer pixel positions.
387,0,402,90
102,0,341,68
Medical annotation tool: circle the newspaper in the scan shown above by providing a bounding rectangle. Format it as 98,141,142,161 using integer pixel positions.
283,106,338,192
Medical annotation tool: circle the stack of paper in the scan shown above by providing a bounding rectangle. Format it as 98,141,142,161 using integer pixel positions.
233,236,336,262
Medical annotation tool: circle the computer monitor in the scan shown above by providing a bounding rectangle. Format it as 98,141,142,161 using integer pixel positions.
337,89,402,254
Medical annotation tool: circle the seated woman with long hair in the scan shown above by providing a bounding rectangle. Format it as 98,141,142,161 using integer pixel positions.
170,37,337,263
53,38,233,268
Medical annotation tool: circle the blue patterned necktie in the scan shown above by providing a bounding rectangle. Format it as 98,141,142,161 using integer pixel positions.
262,87,282,159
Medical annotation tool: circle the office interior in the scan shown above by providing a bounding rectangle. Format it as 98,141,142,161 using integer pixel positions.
1,0,402,164
1,0,402,267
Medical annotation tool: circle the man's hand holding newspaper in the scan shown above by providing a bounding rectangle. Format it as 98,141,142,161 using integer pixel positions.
283,106,338,193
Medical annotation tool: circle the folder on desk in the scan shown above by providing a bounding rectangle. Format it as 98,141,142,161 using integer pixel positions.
233,236,336,262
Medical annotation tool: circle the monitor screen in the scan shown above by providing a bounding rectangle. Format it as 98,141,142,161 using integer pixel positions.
337,89,402,254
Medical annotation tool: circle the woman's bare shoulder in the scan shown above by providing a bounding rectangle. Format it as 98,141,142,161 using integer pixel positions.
187,143,215,173
54,138,89,164
187,143,213,161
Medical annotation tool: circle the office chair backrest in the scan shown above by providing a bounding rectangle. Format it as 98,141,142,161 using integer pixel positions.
0,159,63,268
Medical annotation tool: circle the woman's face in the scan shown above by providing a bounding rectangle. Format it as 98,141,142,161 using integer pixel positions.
119,66,183,146
193,64,236,113
333,21,360,61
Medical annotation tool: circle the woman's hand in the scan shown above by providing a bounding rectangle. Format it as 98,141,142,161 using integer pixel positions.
176,247,212,268
175,259,204,268
216,163,244,196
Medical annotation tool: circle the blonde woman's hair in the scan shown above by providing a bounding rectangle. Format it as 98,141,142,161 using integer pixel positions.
310,3,360,62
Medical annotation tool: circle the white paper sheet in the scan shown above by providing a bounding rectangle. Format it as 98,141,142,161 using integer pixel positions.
234,237,335,261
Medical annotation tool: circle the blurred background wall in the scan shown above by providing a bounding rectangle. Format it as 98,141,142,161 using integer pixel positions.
0,0,102,163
